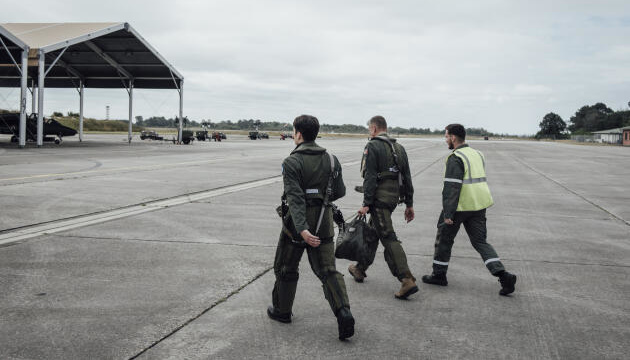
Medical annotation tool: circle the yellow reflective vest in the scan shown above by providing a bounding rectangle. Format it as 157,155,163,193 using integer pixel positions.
445,146,494,211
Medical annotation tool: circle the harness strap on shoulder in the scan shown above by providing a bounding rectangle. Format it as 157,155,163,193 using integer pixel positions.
315,152,335,235
373,136,403,188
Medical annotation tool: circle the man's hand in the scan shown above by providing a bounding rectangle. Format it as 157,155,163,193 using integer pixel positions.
444,218,454,225
300,229,321,247
357,206,370,216
404,207,415,223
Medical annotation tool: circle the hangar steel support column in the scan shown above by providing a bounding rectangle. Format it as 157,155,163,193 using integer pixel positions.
37,50,45,147
128,79,133,144
79,81,84,142
19,49,28,148
31,80,37,114
178,79,183,144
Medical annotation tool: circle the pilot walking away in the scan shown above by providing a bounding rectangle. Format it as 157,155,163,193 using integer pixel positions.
348,115,419,300
267,115,355,341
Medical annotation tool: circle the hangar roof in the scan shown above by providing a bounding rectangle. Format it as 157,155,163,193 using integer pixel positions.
0,22,183,89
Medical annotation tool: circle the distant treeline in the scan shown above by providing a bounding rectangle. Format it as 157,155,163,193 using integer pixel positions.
56,117,143,132
135,116,496,136
1,109,497,136
49,112,142,132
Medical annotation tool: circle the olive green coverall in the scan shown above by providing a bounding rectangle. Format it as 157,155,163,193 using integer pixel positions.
355,132,415,280
272,141,350,315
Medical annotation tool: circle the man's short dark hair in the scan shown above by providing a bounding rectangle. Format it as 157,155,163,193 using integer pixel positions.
445,123,466,141
369,115,387,130
293,114,319,141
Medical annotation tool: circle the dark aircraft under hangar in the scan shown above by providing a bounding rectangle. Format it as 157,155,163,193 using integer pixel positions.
0,112,76,144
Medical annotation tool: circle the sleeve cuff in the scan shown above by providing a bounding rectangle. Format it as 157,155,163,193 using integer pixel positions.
295,224,309,234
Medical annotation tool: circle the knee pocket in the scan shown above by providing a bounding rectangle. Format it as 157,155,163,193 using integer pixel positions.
277,266,299,282
316,266,338,282
381,232,399,243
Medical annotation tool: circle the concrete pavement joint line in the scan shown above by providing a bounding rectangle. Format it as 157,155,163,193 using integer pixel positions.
411,154,445,178
515,158,630,228
405,252,630,268
127,266,274,360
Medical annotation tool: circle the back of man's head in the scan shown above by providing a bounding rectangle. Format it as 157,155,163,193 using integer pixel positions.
369,115,388,131
446,123,466,141
293,115,319,141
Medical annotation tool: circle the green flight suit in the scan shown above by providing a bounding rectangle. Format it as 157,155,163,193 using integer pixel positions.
272,141,350,315
357,132,415,281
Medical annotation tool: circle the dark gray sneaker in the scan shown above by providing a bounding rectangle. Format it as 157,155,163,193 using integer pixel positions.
421,273,448,286
499,272,517,296
336,307,355,340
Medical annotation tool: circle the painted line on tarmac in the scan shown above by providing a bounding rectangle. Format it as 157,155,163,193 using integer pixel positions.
0,157,232,182
516,158,630,228
0,158,368,247
0,143,434,183
0,176,282,246
0,141,438,246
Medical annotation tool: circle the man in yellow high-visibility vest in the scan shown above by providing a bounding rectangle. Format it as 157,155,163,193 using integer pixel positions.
422,124,517,296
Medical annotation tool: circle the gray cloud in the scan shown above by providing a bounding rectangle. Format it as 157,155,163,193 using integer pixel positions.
2,0,629,134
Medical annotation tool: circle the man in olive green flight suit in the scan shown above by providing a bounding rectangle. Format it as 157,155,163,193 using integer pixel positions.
267,115,355,341
348,115,419,300
422,123,517,296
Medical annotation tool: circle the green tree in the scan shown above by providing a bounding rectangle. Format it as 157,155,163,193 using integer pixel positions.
537,112,567,139
568,103,614,133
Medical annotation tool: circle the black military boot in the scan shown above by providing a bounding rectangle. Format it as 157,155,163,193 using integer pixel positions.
498,271,517,296
421,273,448,286
336,307,355,340
267,306,291,323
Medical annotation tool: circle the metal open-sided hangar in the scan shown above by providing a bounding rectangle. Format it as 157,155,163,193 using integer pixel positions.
0,22,185,147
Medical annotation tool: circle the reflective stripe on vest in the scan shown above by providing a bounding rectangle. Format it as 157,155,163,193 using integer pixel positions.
446,146,494,211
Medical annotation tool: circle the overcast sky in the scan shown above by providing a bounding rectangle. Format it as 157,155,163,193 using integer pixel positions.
2,0,629,134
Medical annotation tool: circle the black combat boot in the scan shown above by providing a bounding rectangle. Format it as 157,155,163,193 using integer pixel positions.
267,306,291,323
336,307,355,340
498,271,517,296
421,273,448,286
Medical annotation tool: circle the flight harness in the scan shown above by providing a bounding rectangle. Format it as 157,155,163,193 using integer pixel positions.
277,152,336,245
373,136,406,204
